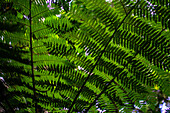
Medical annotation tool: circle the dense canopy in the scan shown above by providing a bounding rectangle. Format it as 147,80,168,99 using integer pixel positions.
0,0,170,112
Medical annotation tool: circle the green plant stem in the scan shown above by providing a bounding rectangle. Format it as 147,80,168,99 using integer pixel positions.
120,0,127,14
68,1,139,112
84,1,139,112
84,78,115,113
84,1,140,112
29,0,37,113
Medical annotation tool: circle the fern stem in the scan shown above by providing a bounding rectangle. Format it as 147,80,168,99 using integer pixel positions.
33,27,48,33
105,93,120,112
110,97,119,113
84,1,140,112
16,2,30,11
68,1,140,112
120,0,127,14
84,68,134,112
29,0,37,113
32,9,49,19
84,79,115,112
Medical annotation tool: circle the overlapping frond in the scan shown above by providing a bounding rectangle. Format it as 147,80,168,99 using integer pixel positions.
65,0,170,112
0,0,169,112
131,0,170,29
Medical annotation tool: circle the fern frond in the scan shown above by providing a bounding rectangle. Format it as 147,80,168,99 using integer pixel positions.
132,0,170,29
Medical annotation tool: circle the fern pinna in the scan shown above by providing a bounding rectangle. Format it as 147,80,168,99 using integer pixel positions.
0,0,170,112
